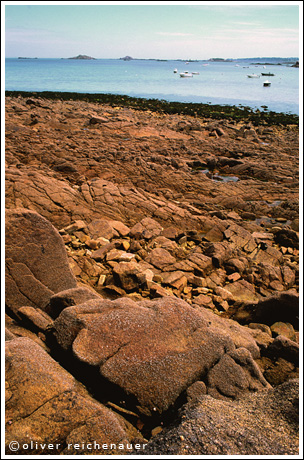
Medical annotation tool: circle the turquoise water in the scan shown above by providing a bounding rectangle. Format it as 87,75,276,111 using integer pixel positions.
5,58,299,114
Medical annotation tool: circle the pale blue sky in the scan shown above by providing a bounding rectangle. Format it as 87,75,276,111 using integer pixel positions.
3,2,301,59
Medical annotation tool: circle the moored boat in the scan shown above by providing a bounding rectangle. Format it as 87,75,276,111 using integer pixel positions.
247,74,260,78
263,80,271,87
180,71,193,78
261,72,275,76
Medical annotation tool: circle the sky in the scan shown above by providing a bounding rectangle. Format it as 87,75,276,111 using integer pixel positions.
3,1,302,60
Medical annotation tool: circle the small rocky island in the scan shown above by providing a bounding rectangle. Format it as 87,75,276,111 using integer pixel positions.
67,54,96,60
120,55,133,61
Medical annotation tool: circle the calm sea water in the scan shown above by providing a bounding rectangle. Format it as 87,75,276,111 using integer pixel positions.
5,58,299,115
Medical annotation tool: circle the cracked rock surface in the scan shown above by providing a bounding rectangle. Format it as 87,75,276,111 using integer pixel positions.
5,208,77,314
5,337,144,455
5,95,299,455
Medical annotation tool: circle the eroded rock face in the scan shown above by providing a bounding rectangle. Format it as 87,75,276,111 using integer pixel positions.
52,296,269,416
5,208,77,314
207,347,270,400
5,97,299,233
5,337,143,455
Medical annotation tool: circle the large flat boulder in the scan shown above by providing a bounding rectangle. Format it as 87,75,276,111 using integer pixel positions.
53,297,269,416
5,208,77,313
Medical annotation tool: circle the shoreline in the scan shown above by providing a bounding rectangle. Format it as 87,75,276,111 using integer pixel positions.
5,90,299,126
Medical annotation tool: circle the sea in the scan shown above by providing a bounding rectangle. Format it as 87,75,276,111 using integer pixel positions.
5,57,300,115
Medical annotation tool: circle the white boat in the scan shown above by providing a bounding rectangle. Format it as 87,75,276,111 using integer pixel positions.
247,74,260,78
180,71,193,78
263,80,271,87
173,68,178,73
191,71,200,75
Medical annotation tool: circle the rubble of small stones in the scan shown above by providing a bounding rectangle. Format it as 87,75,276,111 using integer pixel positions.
5,95,300,455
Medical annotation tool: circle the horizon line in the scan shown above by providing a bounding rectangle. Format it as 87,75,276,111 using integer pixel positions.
5,56,300,60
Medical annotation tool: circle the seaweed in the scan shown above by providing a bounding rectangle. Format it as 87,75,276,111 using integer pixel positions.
5,90,299,126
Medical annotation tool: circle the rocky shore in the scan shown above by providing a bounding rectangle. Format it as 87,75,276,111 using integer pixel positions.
5,93,300,455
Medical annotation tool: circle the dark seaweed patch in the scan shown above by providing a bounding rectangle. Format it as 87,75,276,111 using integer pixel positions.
5,90,299,126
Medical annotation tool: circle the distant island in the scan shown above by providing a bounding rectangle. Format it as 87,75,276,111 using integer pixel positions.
175,59,199,62
251,61,299,66
68,54,96,60
209,58,233,62
120,56,168,62
116,56,299,66
13,55,298,65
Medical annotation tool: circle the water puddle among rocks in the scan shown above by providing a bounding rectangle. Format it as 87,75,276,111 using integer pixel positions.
267,200,282,207
200,169,239,182
241,199,292,223
254,216,291,227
